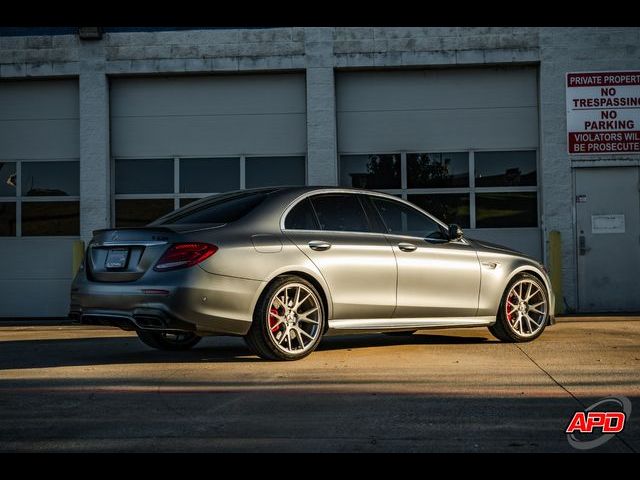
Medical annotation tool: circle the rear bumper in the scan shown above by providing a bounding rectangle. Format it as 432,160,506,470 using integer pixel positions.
69,308,197,332
70,267,265,336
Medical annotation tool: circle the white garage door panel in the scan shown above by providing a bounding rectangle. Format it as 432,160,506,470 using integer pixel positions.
337,107,538,153
0,239,75,280
337,68,537,112
112,114,306,157
0,79,79,118
111,73,307,157
0,120,80,159
111,75,306,115
0,239,76,318
0,279,73,318
0,79,78,318
337,66,538,153
0,79,79,159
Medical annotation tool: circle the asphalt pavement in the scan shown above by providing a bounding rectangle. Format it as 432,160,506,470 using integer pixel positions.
0,317,638,452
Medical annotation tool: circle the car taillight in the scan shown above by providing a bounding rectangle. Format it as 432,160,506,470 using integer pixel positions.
153,243,218,272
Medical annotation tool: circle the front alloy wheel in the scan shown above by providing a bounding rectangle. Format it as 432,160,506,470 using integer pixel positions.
245,275,325,360
489,273,549,342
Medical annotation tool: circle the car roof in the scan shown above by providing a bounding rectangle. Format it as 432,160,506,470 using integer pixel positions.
260,185,398,198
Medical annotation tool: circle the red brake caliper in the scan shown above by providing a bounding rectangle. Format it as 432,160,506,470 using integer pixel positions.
506,293,516,323
269,307,281,333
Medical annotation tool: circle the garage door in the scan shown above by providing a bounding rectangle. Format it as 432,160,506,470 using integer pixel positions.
0,79,80,317
110,73,307,227
336,66,542,259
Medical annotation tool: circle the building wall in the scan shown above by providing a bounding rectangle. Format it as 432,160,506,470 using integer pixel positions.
538,27,640,311
1,26,639,315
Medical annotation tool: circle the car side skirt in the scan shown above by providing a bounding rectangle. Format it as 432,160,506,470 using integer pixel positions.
326,316,495,334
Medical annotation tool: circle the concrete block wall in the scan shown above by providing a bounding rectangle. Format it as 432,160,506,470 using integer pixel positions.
2,26,639,311
79,42,110,243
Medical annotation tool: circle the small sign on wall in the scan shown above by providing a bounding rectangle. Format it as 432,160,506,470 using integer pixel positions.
592,214,625,234
566,71,640,154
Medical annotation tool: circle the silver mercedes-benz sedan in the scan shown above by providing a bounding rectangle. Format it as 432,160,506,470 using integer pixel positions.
70,187,555,360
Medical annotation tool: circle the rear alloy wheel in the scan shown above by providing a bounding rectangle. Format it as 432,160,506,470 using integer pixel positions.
137,330,202,351
489,273,549,342
245,275,325,361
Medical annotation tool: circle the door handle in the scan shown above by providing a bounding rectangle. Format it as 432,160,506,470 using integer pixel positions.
398,242,417,252
308,240,331,251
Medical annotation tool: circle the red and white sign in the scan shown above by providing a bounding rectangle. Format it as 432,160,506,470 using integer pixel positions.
566,71,640,154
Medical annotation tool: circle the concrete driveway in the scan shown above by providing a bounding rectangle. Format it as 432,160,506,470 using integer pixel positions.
0,317,638,452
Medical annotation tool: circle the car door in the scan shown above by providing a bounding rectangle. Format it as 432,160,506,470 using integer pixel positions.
367,195,481,318
282,193,397,320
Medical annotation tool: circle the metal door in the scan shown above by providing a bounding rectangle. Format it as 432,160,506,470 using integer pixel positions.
285,231,397,320
575,167,640,312
385,234,481,318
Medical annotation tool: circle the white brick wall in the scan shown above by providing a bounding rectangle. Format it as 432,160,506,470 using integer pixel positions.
305,28,337,186
78,41,110,245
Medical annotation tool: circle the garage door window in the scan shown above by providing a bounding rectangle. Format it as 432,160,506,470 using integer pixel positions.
245,156,305,189
114,156,306,227
114,199,175,229
475,151,537,187
408,193,470,229
339,154,401,189
115,158,174,194
0,202,16,236
407,153,469,188
180,158,240,194
0,160,80,236
339,150,538,229
476,192,538,228
0,162,17,236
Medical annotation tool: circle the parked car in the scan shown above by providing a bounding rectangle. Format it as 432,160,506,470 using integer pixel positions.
70,187,555,360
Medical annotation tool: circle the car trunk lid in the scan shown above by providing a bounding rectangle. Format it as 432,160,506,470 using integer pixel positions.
86,225,222,282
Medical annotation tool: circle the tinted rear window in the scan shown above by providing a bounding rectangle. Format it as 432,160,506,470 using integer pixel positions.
158,191,269,225
309,194,370,232
285,198,319,230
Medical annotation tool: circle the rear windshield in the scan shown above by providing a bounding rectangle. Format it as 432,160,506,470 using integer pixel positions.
156,191,271,225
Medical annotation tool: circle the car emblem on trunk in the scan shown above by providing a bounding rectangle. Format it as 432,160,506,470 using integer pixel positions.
111,231,119,241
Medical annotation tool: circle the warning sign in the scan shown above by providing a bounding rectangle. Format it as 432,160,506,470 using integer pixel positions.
566,71,640,154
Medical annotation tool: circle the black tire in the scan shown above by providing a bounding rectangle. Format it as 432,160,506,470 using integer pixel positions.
136,330,202,351
244,275,325,361
383,330,417,336
489,273,549,343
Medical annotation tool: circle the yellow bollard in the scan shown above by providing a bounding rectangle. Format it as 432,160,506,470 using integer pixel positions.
548,230,564,315
72,240,86,277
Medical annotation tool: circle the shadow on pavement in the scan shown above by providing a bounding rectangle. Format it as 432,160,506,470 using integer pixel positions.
0,386,636,453
0,330,492,370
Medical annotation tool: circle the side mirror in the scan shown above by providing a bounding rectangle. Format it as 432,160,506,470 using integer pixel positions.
448,224,463,241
